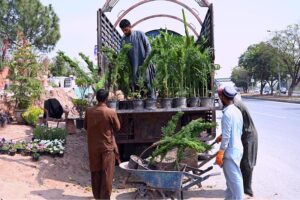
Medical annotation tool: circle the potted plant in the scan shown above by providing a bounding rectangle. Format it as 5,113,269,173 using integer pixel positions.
148,112,216,170
8,146,17,156
1,143,10,154
102,44,132,109
31,152,40,161
15,141,25,154
73,77,89,129
9,37,43,123
72,99,88,129
21,106,44,127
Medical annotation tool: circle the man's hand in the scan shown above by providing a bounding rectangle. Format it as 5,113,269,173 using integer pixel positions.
215,135,222,143
216,150,224,167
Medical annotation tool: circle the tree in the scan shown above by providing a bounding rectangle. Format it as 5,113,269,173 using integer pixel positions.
0,0,60,61
270,24,300,96
238,42,279,95
231,66,251,93
9,37,43,109
50,54,74,77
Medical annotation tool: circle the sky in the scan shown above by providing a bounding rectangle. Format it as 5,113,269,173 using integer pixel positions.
40,0,300,78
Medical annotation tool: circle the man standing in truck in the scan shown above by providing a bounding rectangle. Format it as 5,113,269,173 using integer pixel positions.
119,19,155,98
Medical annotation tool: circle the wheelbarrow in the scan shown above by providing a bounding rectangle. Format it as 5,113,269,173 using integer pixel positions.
120,161,219,199
119,141,220,199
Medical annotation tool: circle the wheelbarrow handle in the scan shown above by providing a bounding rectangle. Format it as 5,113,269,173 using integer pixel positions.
198,152,217,168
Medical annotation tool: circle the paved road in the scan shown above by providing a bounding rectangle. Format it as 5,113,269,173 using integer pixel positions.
241,99,300,199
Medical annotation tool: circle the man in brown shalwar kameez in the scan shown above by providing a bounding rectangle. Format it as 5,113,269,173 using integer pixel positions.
84,89,121,199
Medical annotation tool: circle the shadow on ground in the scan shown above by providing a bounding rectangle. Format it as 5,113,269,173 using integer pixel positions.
30,189,92,200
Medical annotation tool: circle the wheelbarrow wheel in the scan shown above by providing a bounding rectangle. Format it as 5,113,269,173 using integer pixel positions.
134,189,155,199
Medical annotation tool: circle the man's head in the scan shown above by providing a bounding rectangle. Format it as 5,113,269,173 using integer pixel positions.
96,89,109,103
119,19,132,36
218,86,237,107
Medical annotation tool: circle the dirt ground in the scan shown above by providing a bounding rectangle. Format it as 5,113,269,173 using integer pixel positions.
0,123,228,200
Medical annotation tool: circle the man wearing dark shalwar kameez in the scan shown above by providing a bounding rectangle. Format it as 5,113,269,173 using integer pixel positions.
84,89,121,199
234,95,258,197
119,19,156,98
217,88,258,197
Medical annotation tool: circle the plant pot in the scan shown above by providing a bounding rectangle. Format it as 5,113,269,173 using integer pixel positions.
144,98,157,110
187,97,199,107
0,149,8,154
21,150,31,156
128,155,147,169
16,148,25,154
107,100,118,110
15,109,26,124
32,155,40,162
172,97,187,108
133,99,144,110
200,97,215,107
75,118,84,129
126,100,134,110
8,150,16,156
57,153,64,157
160,98,173,109
118,100,127,110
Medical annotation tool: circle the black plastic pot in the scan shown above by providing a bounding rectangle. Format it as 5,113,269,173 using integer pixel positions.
118,100,127,110
160,98,173,109
21,150,31,156
133,99,144,110
32,155,40,162
107,100,118,110
8,150,16,156
76,118,84,129
200,97,214,107
144,98,157,110
187,97,199,107
173,97,187,108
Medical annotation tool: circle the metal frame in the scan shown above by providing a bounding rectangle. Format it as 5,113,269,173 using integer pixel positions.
132,14,199,36
102,0,210,12
113,0,204,27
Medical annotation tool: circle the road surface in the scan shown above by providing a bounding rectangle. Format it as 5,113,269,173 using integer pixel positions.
243,99,300,199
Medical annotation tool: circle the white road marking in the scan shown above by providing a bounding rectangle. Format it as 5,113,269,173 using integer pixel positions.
252,111,287,119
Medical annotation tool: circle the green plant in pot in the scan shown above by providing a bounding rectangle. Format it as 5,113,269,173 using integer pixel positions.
8,146,17,156
31,152,40,161
1,143,10,154
148,112,216,170
72,77,89,129
22,106,44,126
72,99,88,129
9,37,43,122
14,141,26,153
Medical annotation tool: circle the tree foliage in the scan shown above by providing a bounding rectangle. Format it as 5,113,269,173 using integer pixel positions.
231,66,251,92
0,0,60,60
269,24,300,96
50,54,74,77
238,42,280,94
9,37,43,109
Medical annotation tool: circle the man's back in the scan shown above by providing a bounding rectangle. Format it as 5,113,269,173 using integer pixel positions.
84,103,120,153
221,104,243,162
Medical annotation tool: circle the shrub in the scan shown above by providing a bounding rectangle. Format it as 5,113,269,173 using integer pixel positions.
22,106,44,126
33,126,67,141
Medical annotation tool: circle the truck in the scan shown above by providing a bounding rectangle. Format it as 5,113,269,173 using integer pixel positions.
97,0,216,160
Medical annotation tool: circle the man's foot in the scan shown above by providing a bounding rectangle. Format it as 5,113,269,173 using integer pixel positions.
245,192,254,198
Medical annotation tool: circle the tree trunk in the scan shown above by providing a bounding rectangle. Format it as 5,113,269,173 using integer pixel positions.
288,80,296,96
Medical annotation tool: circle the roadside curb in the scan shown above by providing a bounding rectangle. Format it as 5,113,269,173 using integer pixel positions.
242,96,300,104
